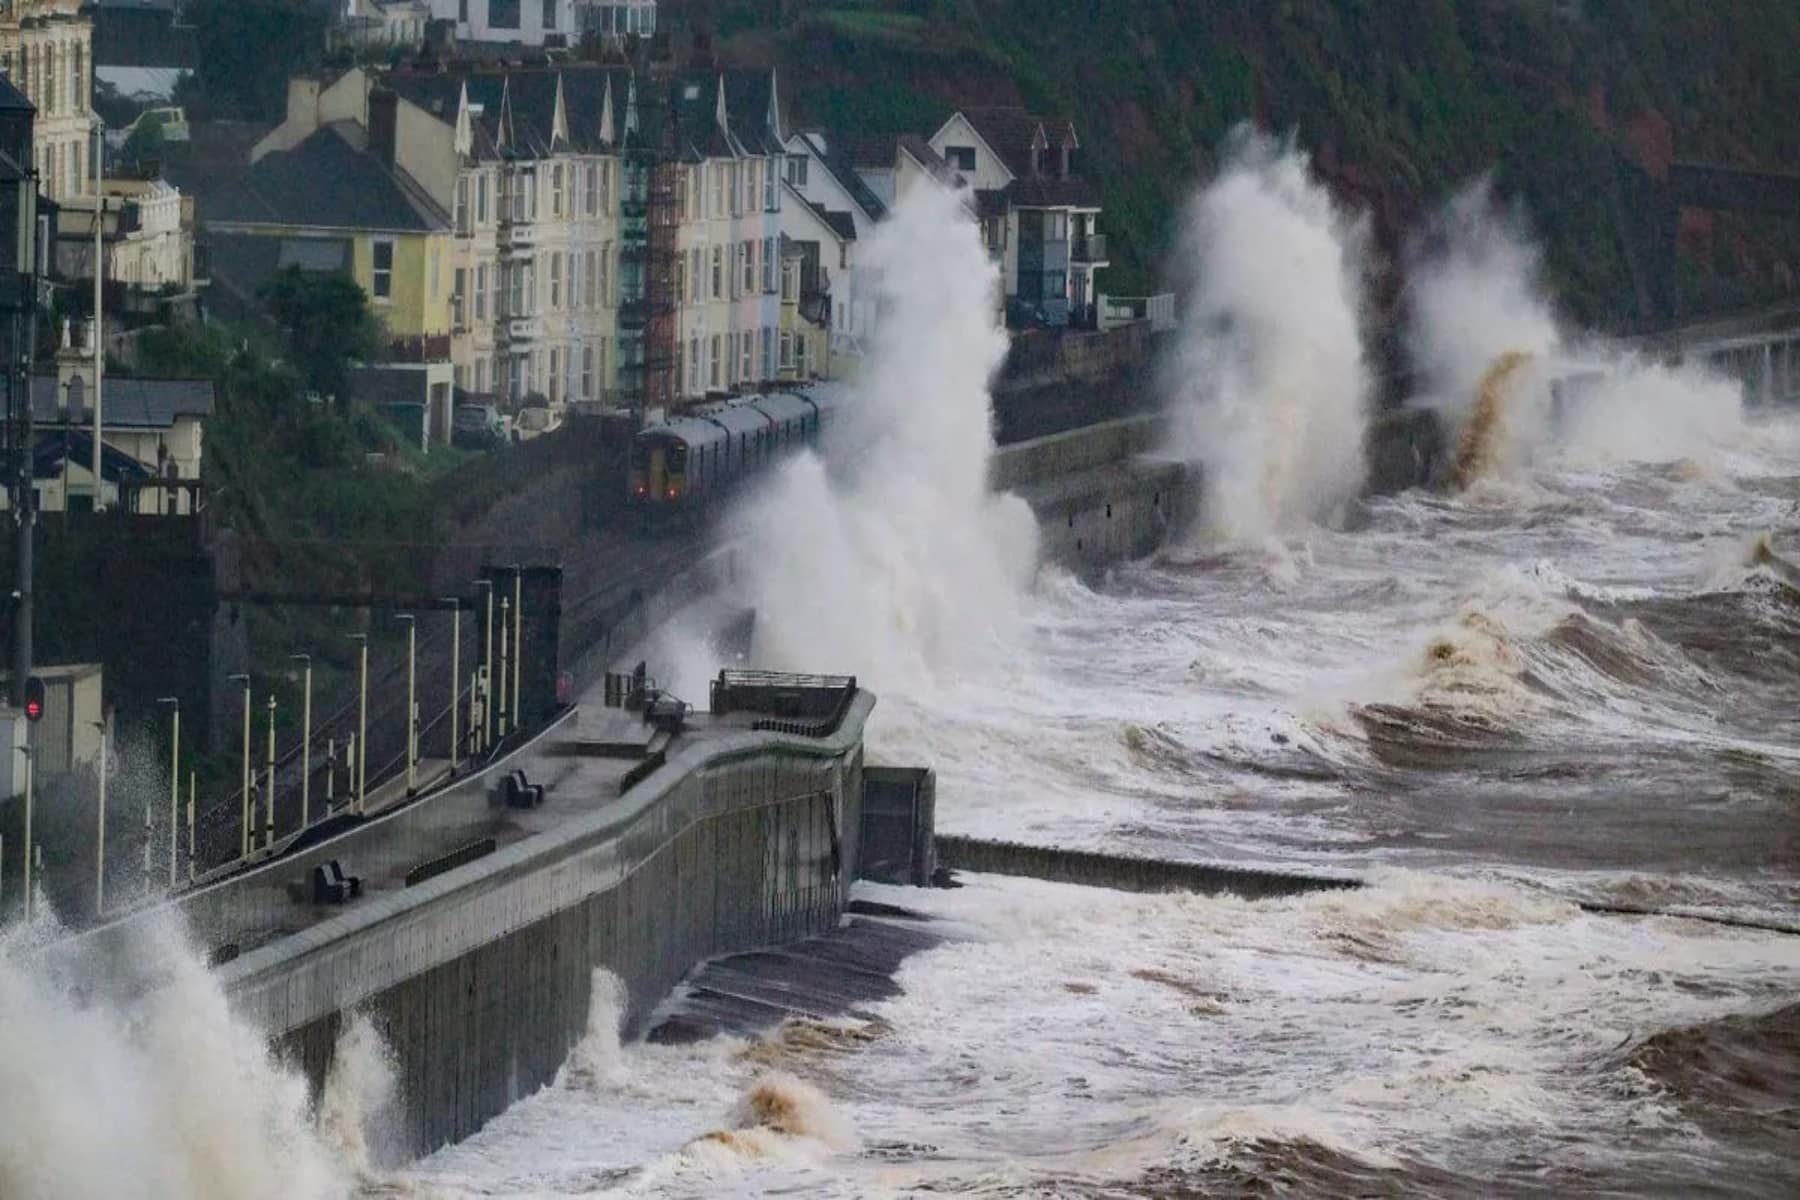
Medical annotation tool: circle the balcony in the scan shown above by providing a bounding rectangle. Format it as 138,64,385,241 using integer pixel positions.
617,300,648,331
390,334,452,362
1072,233,1108,264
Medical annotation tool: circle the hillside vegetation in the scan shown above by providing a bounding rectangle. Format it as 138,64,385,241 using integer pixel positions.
696,0,1800,329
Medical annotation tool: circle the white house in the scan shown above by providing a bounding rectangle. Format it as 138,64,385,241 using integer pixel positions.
928,106,1108,329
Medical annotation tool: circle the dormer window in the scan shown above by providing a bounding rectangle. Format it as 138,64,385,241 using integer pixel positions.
945,146,975,172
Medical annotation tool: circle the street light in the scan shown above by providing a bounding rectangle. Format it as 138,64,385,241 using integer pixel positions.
496,593,511,738
474,579,494,752
439,598,461,770
396,614,417,793
290,654,312,829
349,633,368,812
511,568,524,735
92,714,108,916
263,692,277,850
15,745,31,921
228,672,250,860
157,696,178,890
1,117,42,712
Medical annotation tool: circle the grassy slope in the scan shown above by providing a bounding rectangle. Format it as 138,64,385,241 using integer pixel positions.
701,0,1800,328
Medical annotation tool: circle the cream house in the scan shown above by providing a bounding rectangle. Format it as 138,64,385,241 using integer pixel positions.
0,0,94,202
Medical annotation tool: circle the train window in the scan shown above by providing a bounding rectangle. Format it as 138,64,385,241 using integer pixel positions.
630,439,651,468
669,443,688,470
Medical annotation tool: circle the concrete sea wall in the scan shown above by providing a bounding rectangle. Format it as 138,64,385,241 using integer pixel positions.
65,695,874,1158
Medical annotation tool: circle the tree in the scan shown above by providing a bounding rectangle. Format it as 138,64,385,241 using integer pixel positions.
118,112,166,169
259,267,385,407
183,0,329,123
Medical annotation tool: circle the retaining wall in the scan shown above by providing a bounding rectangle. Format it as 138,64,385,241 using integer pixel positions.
63,695,874,1158
936,835,1358,899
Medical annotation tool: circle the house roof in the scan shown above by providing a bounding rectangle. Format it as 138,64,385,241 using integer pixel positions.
0,72,32,114
954,106,1079,180
836,132,897,170
805,198,856,242
897,133,960,187
207,125,448,232
31,376,214,429
795,131,887,222
1008,175,1102,208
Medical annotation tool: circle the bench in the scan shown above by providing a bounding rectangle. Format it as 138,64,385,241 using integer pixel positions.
312,859,362,904
504,769,545,810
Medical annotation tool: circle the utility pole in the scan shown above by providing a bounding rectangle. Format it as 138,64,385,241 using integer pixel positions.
292,654,312,828
229,673,250,860
440,598,460,770
90,118,103,512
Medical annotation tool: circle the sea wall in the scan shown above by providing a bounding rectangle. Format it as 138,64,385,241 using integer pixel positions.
987,403,1446,574
936,835,1358,898
63,695,874,1158
991,415,1198,573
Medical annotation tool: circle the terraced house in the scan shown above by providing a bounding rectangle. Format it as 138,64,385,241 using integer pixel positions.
249,61,831,415
0,0,92,202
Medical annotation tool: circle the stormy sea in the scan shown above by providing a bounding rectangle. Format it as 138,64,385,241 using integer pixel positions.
4,153,1795,1199
380,152,1800,1197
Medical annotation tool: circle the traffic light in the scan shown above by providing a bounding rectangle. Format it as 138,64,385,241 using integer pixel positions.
22,675,44,722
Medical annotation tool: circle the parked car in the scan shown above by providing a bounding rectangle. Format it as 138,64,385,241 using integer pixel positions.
452,403,508,449
513,404,563,442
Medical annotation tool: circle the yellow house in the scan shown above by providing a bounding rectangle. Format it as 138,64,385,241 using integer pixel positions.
208,124,453,348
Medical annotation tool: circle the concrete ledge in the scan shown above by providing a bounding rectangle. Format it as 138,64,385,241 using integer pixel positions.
936,835,1360,899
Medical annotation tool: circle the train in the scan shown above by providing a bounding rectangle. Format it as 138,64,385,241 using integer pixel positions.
628,384,849,511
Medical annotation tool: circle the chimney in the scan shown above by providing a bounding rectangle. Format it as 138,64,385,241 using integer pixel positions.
287,76,321,131
370,88,399,168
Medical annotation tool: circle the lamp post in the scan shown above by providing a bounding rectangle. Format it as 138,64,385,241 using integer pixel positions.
291,654,312,829
496,593,510,738
439,598,461,769
157,696,178,890
16,745,30,921
228,672,250,860
90,116,103,512
263,692,277,850
92,715,107,916
474,579,494,752
4,139,42,714
511,567,524,734
349,633,368,812
396,613,416,793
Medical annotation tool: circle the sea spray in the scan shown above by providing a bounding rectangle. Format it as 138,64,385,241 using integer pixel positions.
1451,350,1536,488
1166,127,1373,541
1407,180,1744,476
734,183,1037,687
317,1012,399,1177
0,915,350,1199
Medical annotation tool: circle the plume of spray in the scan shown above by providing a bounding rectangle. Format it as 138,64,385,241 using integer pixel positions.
0,915,354,1199
733,183,1038,688
1166,127,1373,542
1407,180,1744,482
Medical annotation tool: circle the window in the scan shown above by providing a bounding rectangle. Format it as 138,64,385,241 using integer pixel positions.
688,337,701,392
946,145,976,172
598,243,610,303
786,155,807,187
710,245,723,299
550,254,562,308
548,348,560,404
711,165,723,216
740,331,753,381
475,263,488,320
490,0,521,29
781,261,797,303
597,338,608,389
477,174,489,223
551,164,563,217
585,164,597,215
764,159,777,210
674,253,686,306
455,178,470,234
508,261,528,315
601,160,612,209
688,247,701,304
585,249,597,307
371,239,394,299
761,237,775,292
709,335,721,387
543,0,558,30
761,327,774,379
475,357,487,392
742,241,755,295
780,330,793,369
580,345,594,398
453,268,466,328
